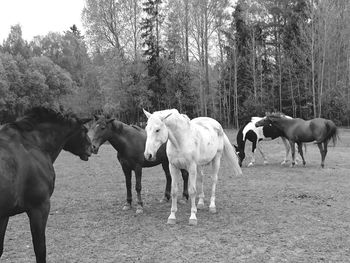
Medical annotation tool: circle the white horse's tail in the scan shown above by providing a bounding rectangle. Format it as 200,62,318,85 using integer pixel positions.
223,132,243,176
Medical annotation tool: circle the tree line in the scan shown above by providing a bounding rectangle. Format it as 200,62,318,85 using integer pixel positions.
0,0,349,126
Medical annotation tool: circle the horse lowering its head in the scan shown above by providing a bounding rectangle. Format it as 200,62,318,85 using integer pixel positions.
255,112,338,168
88,114,189,214
144,109,242,226
0,107,92,262
235,116,292,167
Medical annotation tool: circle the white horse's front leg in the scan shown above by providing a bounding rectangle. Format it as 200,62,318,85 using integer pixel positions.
167,164,181,224
197,169,205,209
188,164,198,225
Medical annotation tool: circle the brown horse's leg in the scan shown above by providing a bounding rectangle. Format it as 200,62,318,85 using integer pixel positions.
27,201,50,263
181,169,189,201
121,165,132,210
289,140,296,167
317,143,325,168
323,142,328,167
135,166,143,214
0,217,9,257
297,142,306,166
161,162,172,202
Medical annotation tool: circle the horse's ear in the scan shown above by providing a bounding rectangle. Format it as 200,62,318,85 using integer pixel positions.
80,117,92,124
106,118,115,124
161,112,172,121
94,114,99,121
143,109,152,119
108,119,123,132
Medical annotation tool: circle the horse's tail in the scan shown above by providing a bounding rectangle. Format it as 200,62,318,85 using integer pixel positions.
325,120,339,146
223,132,243,176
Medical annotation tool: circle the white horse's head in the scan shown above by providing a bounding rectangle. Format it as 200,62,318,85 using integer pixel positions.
143,109,172,161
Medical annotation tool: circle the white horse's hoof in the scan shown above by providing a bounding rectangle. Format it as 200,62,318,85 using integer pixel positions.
197,203,205,209
281,160,287,165
247,162,254,167
122,204,131,211
209,207,216,213
167,218,176,225
263,161,268,165
189,218,197,225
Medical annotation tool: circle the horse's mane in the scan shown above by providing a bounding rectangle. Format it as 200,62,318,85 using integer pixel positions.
265,112,286,118
8,107,78,132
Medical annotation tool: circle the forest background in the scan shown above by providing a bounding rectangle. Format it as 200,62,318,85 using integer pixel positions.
0,0,349,127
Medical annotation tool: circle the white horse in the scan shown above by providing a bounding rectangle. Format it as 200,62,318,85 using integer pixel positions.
143,109,242,225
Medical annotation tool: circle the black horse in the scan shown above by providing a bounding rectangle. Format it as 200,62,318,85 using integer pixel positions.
0,107,92,263
255,113,338,168
89,115,189,214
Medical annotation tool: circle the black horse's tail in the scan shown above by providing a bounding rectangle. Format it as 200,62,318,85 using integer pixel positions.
325,120,339,146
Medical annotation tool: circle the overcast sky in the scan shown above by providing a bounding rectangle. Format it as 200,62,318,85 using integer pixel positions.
0,0,85,42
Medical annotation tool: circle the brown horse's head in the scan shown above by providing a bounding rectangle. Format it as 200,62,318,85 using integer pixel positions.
89,115,118,154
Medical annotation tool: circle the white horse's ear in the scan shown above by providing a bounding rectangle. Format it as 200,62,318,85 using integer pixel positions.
143,109,152,119
161,112,172,121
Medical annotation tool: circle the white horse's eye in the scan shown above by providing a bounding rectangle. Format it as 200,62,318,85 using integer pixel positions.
155,129,160,133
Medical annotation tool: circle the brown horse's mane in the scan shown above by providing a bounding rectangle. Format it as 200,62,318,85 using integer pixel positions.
8,107,78,132
265,112,287,118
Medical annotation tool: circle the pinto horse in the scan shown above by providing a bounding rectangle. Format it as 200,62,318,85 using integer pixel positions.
234,116,292,167
143,109,242,225
255,113,338,168
0,107,92,263
89,115,189,214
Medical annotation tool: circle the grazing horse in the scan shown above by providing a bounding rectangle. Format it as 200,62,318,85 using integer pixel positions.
143,109,242,225
255,113,338,168
0,107,92,263
89,115,189,214
234,116,292,167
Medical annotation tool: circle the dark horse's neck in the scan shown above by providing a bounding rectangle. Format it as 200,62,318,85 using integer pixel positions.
271,117,295,134
8,124,75,163
107,123,134,153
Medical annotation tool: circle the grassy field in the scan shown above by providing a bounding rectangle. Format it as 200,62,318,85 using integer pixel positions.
2,129,350,262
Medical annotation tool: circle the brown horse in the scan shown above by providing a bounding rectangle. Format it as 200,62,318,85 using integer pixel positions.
255,113,338,168
0,107,92,263
89,115,189,214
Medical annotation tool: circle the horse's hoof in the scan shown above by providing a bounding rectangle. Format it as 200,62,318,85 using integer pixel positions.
197,203,205,209
290,163,295,168
122,204,132,211
281,160,287,165
189,218,197,225
136,207,143,214
209,207,216,213
321,164,324,168
167,218,176,225
247,162,254,167
263,161,268,165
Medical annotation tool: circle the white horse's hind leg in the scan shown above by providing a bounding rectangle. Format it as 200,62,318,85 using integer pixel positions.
209,155,221,214
197,169,205,209
167,164,180,225
188,164,198,225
